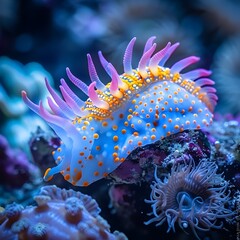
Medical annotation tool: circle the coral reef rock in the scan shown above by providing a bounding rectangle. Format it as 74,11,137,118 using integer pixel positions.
0,185,127,240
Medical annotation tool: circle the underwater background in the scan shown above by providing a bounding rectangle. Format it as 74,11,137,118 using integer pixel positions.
0,0,239,239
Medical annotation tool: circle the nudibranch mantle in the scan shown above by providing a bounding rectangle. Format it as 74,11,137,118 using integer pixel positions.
22,37,217,186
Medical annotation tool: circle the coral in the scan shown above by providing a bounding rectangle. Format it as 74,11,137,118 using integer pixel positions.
0,134,39,189
28,127,61,179
108,184,136,216
0,57,53,117
208,113,240,165
0,57,52,151
22,37,216,186
0,134,41,207
145,159,234,239
0,185,127,240
206,113,240,190
109,129,211,184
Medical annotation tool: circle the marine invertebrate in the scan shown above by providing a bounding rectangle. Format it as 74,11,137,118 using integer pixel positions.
0,185,127,240
22,37,217,186
145,159,234,239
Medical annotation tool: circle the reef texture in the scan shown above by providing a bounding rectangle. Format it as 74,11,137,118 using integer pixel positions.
0,185,127,240
109,129,211,184
0,57,51,152
0,134,39,189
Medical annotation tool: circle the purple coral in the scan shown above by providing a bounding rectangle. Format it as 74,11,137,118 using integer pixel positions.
0,134,39,188
145,159,234,239
0,185,127,240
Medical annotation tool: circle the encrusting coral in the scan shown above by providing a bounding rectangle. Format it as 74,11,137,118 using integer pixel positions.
0,185,127,240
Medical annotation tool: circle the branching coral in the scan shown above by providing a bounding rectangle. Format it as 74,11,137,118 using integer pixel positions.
145,159,234,239
0,185,127,240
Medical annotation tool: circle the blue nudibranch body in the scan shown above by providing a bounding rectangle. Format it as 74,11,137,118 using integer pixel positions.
22,37,217,186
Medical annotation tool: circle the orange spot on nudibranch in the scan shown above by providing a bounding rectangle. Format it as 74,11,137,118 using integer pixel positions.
44,168,53,181
64,174,71,181
102,121,108,127
83,181,89,186
96,146,100,151
119,113,124,119
73,171,82,182
121,129,126,134
151,135,156,140
93,133,99,139
103,172,108,177
127,114,133,121
112,152,118,157
112,125,118,130
88,155,93,160
113,135,119,141
133,132,139,137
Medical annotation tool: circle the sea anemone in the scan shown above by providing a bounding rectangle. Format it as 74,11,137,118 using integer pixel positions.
145,159,234,239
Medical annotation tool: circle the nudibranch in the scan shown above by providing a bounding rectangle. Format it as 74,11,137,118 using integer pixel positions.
22,37,217,186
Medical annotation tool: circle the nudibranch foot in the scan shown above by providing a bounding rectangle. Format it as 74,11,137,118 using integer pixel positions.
22,37,217,186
